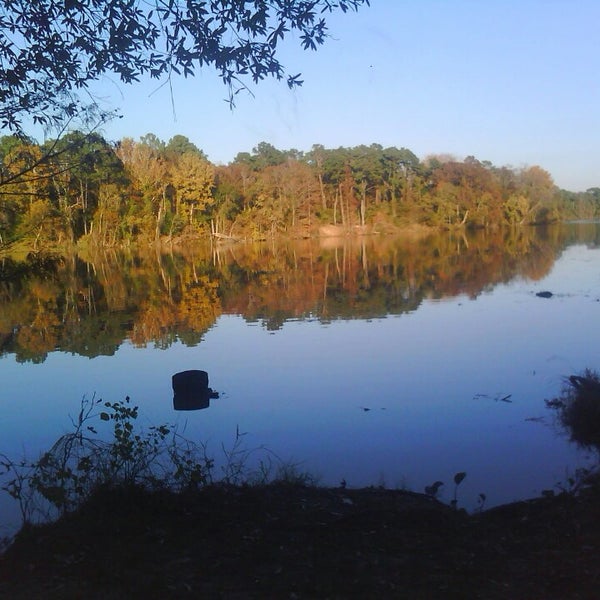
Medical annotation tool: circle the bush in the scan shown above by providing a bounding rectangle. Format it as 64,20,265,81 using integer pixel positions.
0,395,213,525
1,394,303,528
546,369,600,451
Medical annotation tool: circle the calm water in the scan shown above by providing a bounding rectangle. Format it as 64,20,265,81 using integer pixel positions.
1,224,599,535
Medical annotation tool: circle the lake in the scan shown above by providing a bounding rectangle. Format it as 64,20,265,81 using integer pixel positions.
1,223,599,536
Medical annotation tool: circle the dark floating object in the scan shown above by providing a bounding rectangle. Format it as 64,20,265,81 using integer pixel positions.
536,291,553,298
474,392,512,403
172,370,219,411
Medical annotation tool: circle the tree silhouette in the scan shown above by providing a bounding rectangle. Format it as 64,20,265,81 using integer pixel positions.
0,0,369,133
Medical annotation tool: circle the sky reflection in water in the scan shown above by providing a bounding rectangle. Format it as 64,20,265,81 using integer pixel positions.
1,233,599,535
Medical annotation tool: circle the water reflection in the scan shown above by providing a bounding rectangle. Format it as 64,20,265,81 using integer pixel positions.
0,223,599,363
172,370,219,411
1,225,599,532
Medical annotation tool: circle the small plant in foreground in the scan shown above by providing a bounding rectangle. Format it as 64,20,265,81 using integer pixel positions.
425,471,469,510
476,492,487,513
424,480,444,499
554,466,596,496
0,394,214,524
451,471,467,509
0,394,305,529
271,462,319,487
220,426,273,485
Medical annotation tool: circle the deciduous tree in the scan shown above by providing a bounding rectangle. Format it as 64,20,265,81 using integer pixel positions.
172,152,215,228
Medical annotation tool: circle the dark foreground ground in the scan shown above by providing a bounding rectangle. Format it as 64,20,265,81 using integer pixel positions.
1,481,599,599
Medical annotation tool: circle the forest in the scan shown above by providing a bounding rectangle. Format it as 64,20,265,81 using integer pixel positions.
1,131,599,252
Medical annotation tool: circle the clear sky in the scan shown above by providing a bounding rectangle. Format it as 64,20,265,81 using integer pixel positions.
94,1,600,192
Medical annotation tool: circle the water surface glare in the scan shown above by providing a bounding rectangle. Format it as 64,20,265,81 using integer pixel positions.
1,226,599,534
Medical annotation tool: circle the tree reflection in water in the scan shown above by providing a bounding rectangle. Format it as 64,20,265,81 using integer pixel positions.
1,222,598,363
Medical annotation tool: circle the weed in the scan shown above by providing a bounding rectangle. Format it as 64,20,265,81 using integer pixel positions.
424,480,444,499
0,394,310,530
0,394,213,525
450,471,467,509
555,466,597,496
271,462,319,487
220,426,273,485
476,492,487,513
425,471,468,510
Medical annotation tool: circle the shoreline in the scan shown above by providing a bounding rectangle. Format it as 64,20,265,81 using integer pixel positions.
1,479,599,598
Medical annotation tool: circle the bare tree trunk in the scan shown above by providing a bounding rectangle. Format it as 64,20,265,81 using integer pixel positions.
360,181,367,227
156,189,167,241
291,197,296,228
80,180,88,236
361,239,370,288
156,200,163,242
346,188,351,228
333,189,339,225
318,173,327,209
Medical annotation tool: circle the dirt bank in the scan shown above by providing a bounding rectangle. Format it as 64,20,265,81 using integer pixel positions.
1,480,599,599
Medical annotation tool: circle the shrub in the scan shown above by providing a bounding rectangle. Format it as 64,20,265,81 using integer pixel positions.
0,394,213,524
1,394,306,528
546,369,600,451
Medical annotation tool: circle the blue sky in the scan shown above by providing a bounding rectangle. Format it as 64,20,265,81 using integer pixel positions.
95,1,600,191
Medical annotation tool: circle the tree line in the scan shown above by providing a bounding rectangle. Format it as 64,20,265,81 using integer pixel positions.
1,132,599,251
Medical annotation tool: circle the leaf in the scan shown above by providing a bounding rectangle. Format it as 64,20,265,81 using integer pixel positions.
99,412,110,421
453,472,467,486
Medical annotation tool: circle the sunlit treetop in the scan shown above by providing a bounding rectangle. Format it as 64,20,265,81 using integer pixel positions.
0,0,369,134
